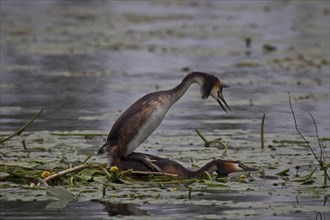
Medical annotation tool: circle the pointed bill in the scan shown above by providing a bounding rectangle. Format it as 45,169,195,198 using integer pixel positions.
238,163,258,171
217,89,230,113
217,97,227,113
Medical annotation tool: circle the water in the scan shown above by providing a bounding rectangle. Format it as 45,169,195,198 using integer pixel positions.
1,0,329,136
0,1,329,219
0,195,327,220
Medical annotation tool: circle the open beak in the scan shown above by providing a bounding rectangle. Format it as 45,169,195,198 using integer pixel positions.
217,84,230,113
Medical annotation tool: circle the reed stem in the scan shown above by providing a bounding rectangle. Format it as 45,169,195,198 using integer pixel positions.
261,113,266,149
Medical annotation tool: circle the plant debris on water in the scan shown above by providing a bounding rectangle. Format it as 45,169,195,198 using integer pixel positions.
1,1,329,219
0,106,329,218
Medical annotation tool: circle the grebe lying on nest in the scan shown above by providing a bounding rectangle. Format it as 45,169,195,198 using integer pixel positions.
112,152,257,178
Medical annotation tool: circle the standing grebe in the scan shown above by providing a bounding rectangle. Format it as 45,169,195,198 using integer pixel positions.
98,72,230,167
113,152,257,178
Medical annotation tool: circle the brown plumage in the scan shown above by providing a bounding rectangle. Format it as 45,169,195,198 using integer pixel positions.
98,72,230,167
113,152,257,178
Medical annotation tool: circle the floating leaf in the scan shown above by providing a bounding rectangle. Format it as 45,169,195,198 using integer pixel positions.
272,140,308,144
291,167,317,183
301,180,315,185
45,186,76,210
79,169,97,181
46,186,75,201
276,168,290,176
200,180,227,187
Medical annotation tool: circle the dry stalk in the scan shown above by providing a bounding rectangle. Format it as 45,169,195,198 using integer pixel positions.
43,164,88,183
0,108,45,144
288,92,329,182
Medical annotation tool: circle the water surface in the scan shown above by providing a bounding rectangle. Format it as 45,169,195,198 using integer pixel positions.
0,1,329,219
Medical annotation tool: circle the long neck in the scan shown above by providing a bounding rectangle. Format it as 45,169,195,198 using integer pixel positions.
168,72,205,103
188,160,220,178
156,156,219,178
171,160,220,178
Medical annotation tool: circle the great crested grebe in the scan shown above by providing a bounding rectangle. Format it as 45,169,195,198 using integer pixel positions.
98,72,230,167
113,152,257,178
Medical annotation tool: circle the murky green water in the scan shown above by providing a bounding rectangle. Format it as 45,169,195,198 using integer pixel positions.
0,1,329,219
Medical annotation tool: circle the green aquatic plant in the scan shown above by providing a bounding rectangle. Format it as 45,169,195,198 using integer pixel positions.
276,168,290,177
292,167,318,184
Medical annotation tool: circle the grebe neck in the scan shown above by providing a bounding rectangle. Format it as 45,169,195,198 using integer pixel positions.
188,160,219,178
172,160,220,178
168,72,205,103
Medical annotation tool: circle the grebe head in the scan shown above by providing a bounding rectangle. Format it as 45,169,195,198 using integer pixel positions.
198,72,230,113
216,160,258,177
